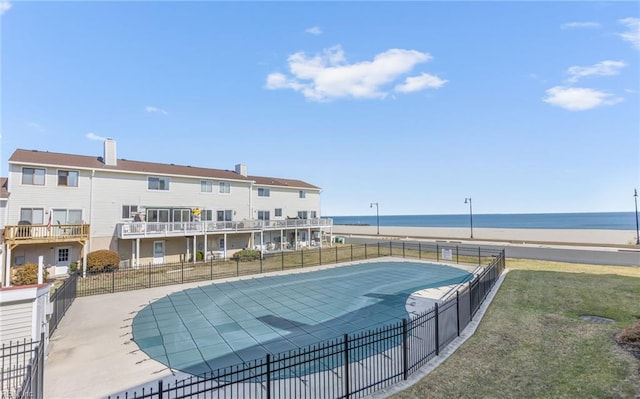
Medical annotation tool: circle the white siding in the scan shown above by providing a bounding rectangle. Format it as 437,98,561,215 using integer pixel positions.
253,186,321,219
6,164,91,225
0,300,33,343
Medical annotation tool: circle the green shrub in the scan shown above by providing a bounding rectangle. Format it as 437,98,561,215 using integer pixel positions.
196,251,204,261
231,249,261,262
86,250,121,272
11,263,49,286
69,261,78,273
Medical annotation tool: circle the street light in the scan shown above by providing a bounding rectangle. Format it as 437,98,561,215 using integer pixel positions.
634,189,639,245
370,202,380,235
464,197,474,239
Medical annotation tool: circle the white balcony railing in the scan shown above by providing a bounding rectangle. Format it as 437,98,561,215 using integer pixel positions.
116,218,333,239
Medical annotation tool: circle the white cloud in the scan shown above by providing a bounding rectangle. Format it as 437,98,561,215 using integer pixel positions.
543,86,623,111
145,105,168,115
565,60,627,83
86,132,108,141
618,17,640,49
0,1,11,16
305,26,322,35
394,73,448,93
27,122,45,132
561,21,600,29
265,45,444,101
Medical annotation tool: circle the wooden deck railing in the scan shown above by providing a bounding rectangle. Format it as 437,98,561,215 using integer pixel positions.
4,224,90,244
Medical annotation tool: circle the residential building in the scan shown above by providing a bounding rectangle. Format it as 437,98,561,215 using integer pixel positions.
1,139,332,286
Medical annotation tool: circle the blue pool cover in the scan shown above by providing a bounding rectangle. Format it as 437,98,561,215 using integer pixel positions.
132,261,472,376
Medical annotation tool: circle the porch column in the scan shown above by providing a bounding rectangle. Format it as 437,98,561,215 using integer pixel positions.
280,229,284,251
223,233,228,259
308,228,311,247
4,246,11,287
136,238,140,268
82,246,87,278
193,235,197,264
204,231,208,261
260,231,264,256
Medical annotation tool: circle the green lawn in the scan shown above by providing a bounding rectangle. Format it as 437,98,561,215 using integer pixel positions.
392,261,640,398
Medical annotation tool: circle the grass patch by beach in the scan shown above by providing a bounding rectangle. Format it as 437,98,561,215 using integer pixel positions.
392,261,640,398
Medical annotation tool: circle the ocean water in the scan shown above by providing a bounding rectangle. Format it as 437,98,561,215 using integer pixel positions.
329,212,637,231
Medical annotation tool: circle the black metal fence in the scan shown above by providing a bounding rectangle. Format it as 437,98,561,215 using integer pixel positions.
108,250,506,399
77,242,503,297
0,333,45,399
49,272,78,337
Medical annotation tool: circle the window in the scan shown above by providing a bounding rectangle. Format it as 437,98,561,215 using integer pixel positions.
201,209,213,221
275,208,282,217
147,209,170,222
297,211,308,219
258,187,270,197
52,209,83,224
122,205,138,219
219,182,231,194
148,177,170,190
20,208,44,224
258,211,270,220
219,238,225,249
311,211,317,218
201,180,213,193
217,210,233,221
173,209,191,222
58,170,79,187
22,168,45,186
299,190,306,199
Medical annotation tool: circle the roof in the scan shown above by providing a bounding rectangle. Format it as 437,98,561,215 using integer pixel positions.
0,177,8,199
249,175,319,190
8,149,320,189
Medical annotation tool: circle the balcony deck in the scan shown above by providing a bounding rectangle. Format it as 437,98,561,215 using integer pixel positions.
4,224,90,248
117,218,333,239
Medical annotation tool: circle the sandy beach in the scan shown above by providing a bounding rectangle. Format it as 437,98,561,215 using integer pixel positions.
331,225,638,246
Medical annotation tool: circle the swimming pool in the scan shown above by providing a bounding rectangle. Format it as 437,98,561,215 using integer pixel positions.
132,260,472,376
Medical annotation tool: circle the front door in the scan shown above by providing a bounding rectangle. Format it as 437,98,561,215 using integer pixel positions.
55,246,71,267
153,241,165,265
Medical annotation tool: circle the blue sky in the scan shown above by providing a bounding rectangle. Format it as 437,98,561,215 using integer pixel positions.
1,1,638,216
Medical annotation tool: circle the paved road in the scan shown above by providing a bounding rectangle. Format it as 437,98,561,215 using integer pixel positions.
342,236,640,267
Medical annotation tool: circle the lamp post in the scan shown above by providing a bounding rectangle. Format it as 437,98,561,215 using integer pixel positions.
634,189,639,245
370,202,380,235
464,197,474,239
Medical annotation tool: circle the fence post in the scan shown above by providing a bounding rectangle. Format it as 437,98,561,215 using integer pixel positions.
377,242,380,257
436,244,439,261
266,354,271,399
158,379,163,399
351,245,353,261
260,255,263,273
301,249,304,268
456,246,459,264
336,246,338,263
343,334,350,399
281,251,284,270
38,332,45,397
389,241,392,256
364,244,367,259
402,319,408,380
402,242,405,258
210,258,213,280
148,263,151,288
419,242,422,260
111,270,115,293
478,247,481,266
456,291,460,336
319,247,322,266
435,302,440,356
236,258,239,276
181,259,184,284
